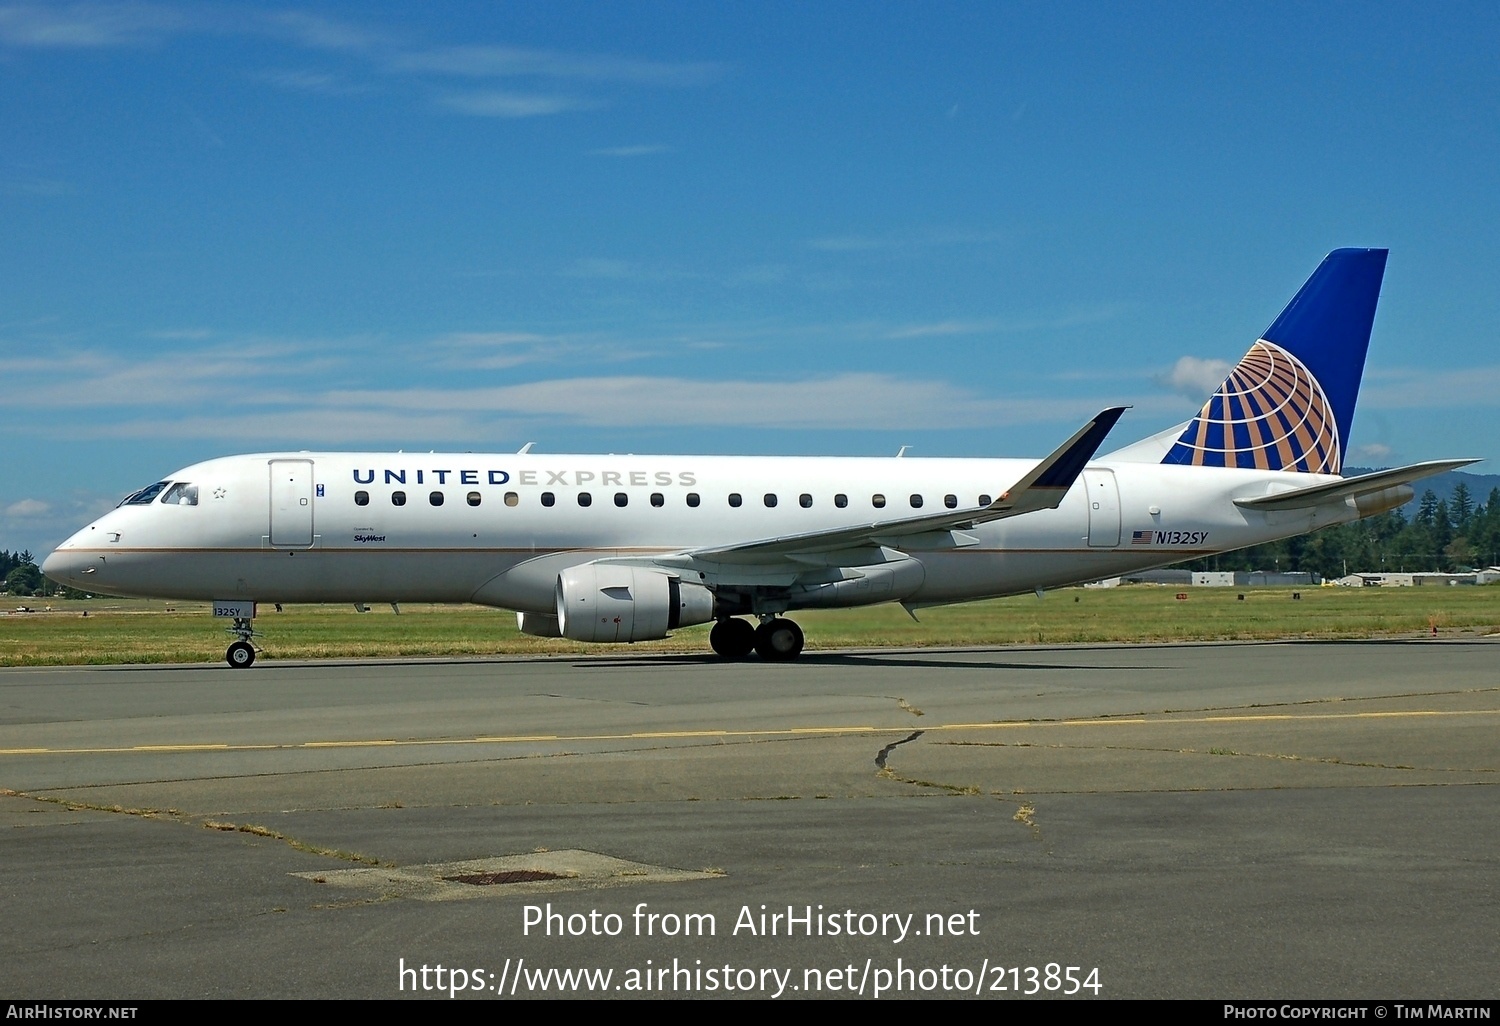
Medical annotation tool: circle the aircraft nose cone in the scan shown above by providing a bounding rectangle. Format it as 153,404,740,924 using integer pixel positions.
41,547,91,590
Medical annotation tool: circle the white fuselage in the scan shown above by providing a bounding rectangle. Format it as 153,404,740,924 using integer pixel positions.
43,451,1353,613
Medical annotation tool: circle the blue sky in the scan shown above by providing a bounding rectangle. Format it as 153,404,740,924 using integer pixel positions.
3,2,1498,555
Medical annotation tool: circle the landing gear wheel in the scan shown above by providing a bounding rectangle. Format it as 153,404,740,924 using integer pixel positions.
710,617,756,659
754,618,804,661
226,641,256,669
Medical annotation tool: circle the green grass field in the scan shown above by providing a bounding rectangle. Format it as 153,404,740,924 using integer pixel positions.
1,585,1496,666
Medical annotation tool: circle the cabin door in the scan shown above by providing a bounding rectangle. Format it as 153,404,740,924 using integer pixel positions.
269,460,315,547
1083,469,1120,547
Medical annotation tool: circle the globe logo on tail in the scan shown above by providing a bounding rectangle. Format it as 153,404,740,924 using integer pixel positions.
1163,340,1341,474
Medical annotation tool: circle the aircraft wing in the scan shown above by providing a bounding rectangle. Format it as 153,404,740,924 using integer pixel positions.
673,406,1128,564
1233,459,1480,512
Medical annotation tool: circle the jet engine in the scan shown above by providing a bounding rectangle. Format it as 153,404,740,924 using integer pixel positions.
555,563,716,642
515,611,562,638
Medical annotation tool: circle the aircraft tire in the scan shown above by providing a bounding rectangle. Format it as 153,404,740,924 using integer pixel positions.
710,617,756,659
226,641,256,669
754,618,804,661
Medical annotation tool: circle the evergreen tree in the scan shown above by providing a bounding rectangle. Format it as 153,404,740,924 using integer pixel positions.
1450,482,1474,529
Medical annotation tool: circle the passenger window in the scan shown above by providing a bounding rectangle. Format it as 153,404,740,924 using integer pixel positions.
728,493,742,508
944,494,958,509
468,492,483,507
763,493,777,508
161,482,198,506
835,493,848,508
614,492,628,507
650,493,665,507
978,494,992,506
799,493,813,508
430,491,444,506
578,492,592,507
392,491,407,506
871,494,886,509
355,491,370,506
541,492,555,507
909,494,923,509
504,492,518,507
686,493,700,508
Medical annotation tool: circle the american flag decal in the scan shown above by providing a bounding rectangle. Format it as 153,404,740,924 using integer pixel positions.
1131,530,1153,545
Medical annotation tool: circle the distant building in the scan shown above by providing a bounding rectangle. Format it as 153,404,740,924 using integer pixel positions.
1121,569,1192,585
1339,570,1497,587
1236,571,1319,586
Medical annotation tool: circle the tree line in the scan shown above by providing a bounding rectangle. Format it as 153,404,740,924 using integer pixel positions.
1,549,90,598
1182,485,1500,578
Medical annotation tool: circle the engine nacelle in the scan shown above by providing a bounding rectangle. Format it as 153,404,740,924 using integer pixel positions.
791,557,926,609
515,611,562,638
555,564,715,642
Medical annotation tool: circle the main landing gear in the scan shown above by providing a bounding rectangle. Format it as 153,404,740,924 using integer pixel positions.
709,616,805,661
225,617,258,669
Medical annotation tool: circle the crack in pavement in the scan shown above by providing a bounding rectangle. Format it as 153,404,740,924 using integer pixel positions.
874,731,924,770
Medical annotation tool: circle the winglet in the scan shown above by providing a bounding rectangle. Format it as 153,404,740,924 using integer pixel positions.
991,406,1128,517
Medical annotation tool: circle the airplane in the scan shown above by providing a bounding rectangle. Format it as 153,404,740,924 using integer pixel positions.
42,248,1476,668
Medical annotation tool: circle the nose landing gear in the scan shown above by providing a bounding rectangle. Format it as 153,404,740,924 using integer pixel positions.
225,617,258,668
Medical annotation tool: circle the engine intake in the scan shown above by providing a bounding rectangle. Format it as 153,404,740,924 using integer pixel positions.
555,564,715,642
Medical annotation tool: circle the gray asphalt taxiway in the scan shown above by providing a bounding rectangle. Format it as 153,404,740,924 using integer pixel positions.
2,638,1497,999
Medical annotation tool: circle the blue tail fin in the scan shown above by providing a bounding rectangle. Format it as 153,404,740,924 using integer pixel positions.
1162,248,1387,474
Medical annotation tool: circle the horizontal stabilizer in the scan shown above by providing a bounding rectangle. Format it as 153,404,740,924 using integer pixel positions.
1233,459,1479,512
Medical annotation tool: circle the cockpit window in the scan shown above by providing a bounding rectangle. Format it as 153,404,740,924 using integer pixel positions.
160,482,198,506
120,481,170,506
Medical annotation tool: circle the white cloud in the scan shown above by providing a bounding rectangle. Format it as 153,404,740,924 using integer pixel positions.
0,339,355,408
0,2,186,48
4,498,50,517
1157,355,1232,398
1359,365,1500,409
265,11,388,53
437,90,592,118
885,320,998,340
254,68,372,96
314,374,1127,431
392,45,722,86
1349,443,1393,464
588,144,671,157
439,331,554,347
103,409,480,444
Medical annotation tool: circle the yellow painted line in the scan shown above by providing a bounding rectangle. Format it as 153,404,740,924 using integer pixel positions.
304,740,400,748
131,744,230,752
631,730,728,739
2,707,1495,757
